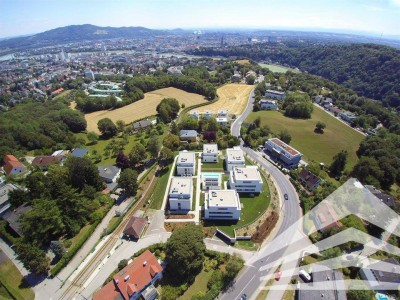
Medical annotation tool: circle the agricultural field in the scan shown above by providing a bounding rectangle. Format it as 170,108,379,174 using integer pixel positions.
258,63,300,74
196,84,253,116
85,87,208,133
246,108,365,170
235,59,251,65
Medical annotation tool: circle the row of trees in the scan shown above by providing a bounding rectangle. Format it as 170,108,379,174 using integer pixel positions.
282,92,314,119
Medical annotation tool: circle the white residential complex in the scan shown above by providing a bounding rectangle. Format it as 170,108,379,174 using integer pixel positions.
225,147,245,171
202,173,222,190
204,190,241,220
202,144,219,163
168,177,193,212
229,166,263,193
264,138,302,169
176,151,196,176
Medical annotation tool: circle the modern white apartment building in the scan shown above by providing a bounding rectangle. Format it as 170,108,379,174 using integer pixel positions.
168,177,193,212
229,166,263,193
216,117,229,126
225,147,245,171
265,89,286,100
176,151,196,176
259,99,278,110
203,110,213,119
204,190,241,220
189,110,200,120
217,109,228,118
202,173,222,190
202,144,218,163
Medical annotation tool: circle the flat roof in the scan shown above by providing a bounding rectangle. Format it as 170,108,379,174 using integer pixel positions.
226,147,244,162
177,151,195,164
202,173,221,179
232,166,262,181
169,177,192,195
266,89,285,95
203,144,218,154
268,138,300,156
207,190,240,208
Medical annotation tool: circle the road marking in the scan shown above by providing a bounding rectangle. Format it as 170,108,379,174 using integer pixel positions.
236,274,255,299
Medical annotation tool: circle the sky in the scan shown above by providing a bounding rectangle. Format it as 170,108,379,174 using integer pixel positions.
1,0,400,38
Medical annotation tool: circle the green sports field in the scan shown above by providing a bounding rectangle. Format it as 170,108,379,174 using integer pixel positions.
246,107,365,170
258,63,300,74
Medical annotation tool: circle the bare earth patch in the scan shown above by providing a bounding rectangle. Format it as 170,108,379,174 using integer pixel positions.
196,84,253,116
85,87,207,133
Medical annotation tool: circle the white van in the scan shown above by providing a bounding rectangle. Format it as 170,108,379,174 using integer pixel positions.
299,269,312,282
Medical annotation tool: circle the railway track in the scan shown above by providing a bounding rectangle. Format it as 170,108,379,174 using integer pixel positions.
59,169,158,299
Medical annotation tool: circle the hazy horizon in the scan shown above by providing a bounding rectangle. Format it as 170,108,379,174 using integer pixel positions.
2,0,400,39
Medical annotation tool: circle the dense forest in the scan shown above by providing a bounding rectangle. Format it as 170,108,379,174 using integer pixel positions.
0,99,87,160
189,43,400,109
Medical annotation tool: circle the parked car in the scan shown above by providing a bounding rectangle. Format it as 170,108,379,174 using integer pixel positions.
284,193,288,200
275,271,282,281
240,293,247,300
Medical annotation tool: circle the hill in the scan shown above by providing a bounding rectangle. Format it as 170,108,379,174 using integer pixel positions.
190,43,400,108
0,24,167,50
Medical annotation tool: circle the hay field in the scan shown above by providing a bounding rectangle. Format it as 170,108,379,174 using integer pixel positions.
85,87,207,133
195,84,253,115
235,59,251,65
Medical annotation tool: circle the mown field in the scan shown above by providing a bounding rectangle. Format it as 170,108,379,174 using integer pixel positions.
246,108,364,170
85,87,208,133
258,63,300,74
195,84,253,115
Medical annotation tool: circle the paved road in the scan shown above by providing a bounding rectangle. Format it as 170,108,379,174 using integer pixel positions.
221,88,305,300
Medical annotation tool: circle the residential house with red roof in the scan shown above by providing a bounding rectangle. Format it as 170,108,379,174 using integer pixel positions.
92,250,163,300
298,169,321,191
3,155,26,176
31,155,63,170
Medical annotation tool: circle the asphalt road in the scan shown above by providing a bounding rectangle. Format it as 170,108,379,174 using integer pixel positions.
222,89,303,300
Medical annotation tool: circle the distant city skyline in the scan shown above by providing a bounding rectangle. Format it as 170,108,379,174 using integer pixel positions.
1,0,400,38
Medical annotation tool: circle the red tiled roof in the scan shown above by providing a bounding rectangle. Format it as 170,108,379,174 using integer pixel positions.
51,88,64,95
270,138,300,156
31,156,62,167
93,250,163,300
4,154,18,164
123,217,147,239
4,160,25,175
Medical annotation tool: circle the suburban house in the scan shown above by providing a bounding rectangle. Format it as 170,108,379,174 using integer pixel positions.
3,155,25,176
339,111,357,123
298,264,347,300
216,117,229,126
93,250,163,300
229,166,263,193
265,90,286,100
313,202,342,232
98,166,121,183
225,147,245,171
365,185,395,207
322,98,333,108
232,73,241,82
123,216,147,239
51,150,69,157
0,183,18,215
328,106,343,115
217,109,228,118
264,138,302,169
70,148,88,158
314,95,323,103
189,110,200,120
259,99,278,110
133,119,152,131
203,110,213,119
176,151,196,176
2,203,32,237
179,130,198,142
359,257,400,292
31,155,64,170
202,173,222,190
168,177,193,212
204,190,241,220
202,144,219,163
298,169,321,191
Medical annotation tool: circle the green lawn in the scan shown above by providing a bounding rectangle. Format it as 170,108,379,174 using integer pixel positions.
201,159,225,171
178,268,213,300
0,251,35,300
149,166,173,210
63,224,92,250
200,193,205,206
246,108,364,170
206,175,271,237
258,63,300,74
235,240,259,251
192,179,197,211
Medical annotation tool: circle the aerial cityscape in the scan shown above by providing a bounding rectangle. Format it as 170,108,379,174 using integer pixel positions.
0,1,399,300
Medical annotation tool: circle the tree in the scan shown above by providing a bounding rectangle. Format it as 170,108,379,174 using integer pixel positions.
170,121,179,135
50,240,66,258
87,131,99,144
158,147,174,167
97,118,118,138
347,289,374,300
65,156,103,191
279,130,292,144
116,120,126,133
329,150,348,177
118,259,128,270
246,75,256,85
129,143,147,167
118,168,138,196
315,121,326,133
15,241,50,275
116,151,130,169
147,136,161,158
224,254,244,282
163,134,180,149
165,224,205,280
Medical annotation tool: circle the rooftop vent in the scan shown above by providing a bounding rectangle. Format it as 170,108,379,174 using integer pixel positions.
143,261,147,266
124,275,130,281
